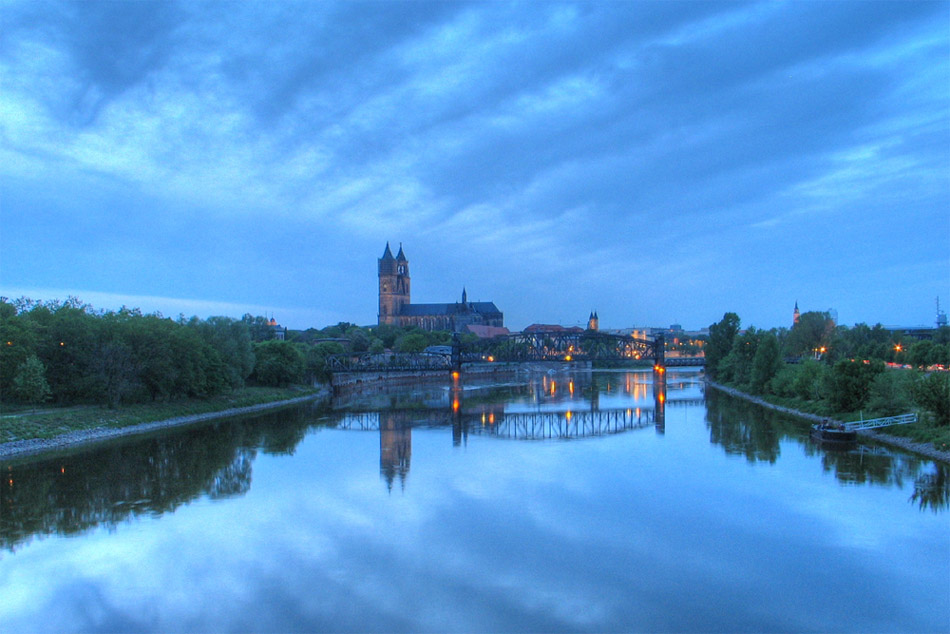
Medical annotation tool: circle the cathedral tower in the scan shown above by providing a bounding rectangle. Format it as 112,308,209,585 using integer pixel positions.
793,301,800,326
379,242,410,325
588,311,599,331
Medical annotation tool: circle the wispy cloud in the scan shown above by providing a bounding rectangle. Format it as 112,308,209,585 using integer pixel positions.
1,1,946,329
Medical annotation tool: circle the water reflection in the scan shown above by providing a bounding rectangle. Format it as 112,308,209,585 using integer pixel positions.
2,370,946,558
1,400,329,551
336,369,676,488
380,412,411,491
705,389,949,511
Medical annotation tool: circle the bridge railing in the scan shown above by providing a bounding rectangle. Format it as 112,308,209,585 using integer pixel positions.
844,413,917,431
327,352,454,373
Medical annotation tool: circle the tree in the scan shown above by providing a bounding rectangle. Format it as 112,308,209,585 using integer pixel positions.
94,339,137,409
750,333,783,394
721,327,759,386
395,333,427,353
348,328,371,353
793,360,826,401
303,342,345,384
13,354,51,410
242,314,276,342
194,316,254,389
786,311,834,358
867,371,917,417
914,372,950,427
828,359,884,412
908,340,934,369
251,341,305,387
707,312,740,377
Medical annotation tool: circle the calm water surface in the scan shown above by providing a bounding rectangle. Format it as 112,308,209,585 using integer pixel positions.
2,368,948,633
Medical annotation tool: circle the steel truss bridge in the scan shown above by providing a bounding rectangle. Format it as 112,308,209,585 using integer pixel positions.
326,330,704,374
334,397,704,441
336,408,659,440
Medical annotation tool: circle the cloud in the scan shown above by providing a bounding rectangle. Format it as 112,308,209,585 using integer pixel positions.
0,1,946,329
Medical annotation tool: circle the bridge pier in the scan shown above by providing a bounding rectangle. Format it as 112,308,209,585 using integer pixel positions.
653,333,665,369
451,332,463,378
653,365,666,432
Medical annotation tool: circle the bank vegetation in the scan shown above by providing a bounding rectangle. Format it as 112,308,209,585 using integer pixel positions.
705,311,950,452
1,297,471,444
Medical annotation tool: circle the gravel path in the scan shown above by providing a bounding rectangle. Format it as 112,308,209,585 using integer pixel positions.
0,393,325,461
705,380,950,464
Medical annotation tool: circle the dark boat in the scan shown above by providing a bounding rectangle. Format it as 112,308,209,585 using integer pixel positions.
810,422,857,443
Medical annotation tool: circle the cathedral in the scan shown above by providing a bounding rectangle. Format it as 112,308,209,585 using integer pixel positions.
378,242,504,332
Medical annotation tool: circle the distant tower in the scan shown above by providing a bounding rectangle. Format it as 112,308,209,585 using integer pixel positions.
378,242,411,325
938,297,948,328
461,287,468,305
793,301,800,326
588,310,599,331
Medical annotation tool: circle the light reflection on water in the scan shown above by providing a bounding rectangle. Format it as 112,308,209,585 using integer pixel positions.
1,368,947,633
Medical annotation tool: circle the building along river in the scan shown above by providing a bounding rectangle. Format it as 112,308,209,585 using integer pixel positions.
1,367,947,632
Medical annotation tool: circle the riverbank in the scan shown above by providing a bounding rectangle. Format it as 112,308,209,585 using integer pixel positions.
705,379,950,464
0,389,328,461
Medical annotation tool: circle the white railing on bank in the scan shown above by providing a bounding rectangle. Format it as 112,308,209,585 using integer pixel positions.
844,413,917,431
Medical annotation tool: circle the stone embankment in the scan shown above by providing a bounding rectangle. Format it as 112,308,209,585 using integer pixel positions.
705,379,950,464
0,392,326,461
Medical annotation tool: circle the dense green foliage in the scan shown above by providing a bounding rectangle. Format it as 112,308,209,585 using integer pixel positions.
1,298,255,407
13,355,51,410
706,312,950,433
251,341,305,387
1,298,478,410
706,312,740,373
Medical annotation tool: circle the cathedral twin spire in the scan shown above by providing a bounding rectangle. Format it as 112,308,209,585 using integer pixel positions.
379,242,504,329
380,242,408,261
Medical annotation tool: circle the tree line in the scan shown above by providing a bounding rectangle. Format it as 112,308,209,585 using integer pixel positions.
1,297,472,409
705,311,950,427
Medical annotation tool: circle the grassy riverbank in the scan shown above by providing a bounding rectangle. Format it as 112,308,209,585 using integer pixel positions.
752,388,950,451
0,386,324,444
705,379,950,461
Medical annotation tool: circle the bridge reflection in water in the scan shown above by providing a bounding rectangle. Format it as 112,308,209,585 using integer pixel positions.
332,372,706,489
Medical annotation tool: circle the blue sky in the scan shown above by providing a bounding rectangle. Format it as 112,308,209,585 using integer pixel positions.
1,1,947,331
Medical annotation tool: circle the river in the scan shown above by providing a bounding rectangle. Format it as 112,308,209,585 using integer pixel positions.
1,367,947,632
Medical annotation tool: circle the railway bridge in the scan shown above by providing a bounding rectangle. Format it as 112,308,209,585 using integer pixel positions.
327,330,705,376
